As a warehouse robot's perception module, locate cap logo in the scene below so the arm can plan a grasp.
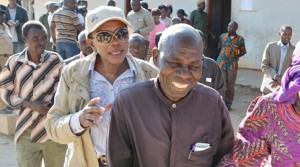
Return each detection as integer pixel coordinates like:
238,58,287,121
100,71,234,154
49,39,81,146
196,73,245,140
91,14,99,23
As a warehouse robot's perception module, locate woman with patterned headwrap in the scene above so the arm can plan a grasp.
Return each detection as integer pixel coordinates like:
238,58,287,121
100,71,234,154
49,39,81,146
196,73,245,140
233,41,300,166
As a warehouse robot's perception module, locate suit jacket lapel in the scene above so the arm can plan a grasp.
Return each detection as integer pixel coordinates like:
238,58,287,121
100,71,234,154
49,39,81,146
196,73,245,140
275,42,281,70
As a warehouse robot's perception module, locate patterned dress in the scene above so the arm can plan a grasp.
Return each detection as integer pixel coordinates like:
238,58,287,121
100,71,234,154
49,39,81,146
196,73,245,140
234,94,300,167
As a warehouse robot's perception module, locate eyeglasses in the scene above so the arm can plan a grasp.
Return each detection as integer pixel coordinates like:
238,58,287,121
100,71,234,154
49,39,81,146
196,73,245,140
90,27,129,45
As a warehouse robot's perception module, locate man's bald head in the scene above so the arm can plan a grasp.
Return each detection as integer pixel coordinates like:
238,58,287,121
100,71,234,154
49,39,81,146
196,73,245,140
158,24,203,56
129,33,145,45
78,30,87,43
78,30,93,56
129,33,145,59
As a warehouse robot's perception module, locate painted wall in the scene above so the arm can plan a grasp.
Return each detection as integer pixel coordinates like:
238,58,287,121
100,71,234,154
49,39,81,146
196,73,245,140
231,0,300,69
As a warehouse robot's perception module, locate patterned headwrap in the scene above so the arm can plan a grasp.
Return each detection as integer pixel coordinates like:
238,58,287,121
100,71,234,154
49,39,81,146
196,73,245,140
275,42,300,104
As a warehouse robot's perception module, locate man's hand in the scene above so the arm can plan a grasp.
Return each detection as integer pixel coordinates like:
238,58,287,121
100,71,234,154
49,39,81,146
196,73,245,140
79,98,112,129
23,101,51,116
270,81,279,88
275,75,282,85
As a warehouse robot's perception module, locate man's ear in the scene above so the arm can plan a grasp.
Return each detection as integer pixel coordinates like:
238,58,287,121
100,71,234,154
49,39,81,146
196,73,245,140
152,47,159,67
86,38,95,50
77,41,80,48
22,35,27,43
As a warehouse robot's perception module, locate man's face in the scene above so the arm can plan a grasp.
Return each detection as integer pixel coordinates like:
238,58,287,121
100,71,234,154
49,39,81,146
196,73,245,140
131,0,141,12
197,3,205,11
227,22,237,34
48,4,58,13
166,8,172,17
23,28,47,56
68,0,78,11
8,0,16,6
88,20,129,66
153,15,160,24
129,41,145,59
78,38,93,56
280,28,292,45
158,39,203,102
177,13,184,20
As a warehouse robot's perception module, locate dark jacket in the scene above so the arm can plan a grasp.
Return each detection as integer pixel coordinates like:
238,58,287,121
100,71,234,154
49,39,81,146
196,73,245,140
5,5,28,44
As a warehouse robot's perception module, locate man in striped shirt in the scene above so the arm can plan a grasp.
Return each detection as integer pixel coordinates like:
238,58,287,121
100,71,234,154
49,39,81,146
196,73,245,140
0,21,66,167
51,0,84,59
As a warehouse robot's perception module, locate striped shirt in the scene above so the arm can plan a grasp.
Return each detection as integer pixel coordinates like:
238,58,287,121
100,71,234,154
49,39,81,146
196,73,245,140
0,49,64,143
52,6,80,44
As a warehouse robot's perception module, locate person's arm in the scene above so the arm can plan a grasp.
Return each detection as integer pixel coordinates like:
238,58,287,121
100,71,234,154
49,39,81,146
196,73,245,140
190,11,195,26
45,67,82,144
261,43,277,79
107,95,133,166
138,11,155,35
233,96,270,166
50,21,56,48
238,37,246,57
72,13,84,32
212,96,235,166
0,58,24,109
0,25,13,54
74,24,84,32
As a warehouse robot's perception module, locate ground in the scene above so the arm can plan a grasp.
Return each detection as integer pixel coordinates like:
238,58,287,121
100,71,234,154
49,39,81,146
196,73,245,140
0,83,261,166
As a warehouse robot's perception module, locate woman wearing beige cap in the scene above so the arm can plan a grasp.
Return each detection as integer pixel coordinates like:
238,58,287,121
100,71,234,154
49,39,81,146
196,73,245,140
45,6,158,167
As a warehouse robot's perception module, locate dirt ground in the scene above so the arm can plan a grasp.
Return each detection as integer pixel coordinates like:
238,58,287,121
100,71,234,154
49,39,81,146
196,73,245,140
0,85,261,167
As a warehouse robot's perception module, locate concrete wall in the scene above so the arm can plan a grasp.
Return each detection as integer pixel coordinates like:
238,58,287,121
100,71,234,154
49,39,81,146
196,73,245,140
231,0,300,69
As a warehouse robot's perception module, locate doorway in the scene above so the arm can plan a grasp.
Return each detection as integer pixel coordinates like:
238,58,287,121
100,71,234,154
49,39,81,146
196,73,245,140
207,0,232,60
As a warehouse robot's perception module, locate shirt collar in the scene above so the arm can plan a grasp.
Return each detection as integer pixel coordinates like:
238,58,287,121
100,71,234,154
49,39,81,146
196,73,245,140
279,41,289,48
88,54,137,76
16,48,49,65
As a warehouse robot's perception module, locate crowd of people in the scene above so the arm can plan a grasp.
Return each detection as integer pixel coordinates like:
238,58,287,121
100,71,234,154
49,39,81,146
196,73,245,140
0,0,299,166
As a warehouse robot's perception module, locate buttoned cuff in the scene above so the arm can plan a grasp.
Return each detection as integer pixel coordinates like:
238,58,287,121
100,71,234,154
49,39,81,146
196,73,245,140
70,111,85,134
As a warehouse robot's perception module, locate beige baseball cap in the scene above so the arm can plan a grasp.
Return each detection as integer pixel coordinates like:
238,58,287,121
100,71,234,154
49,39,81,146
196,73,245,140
85,6,131,38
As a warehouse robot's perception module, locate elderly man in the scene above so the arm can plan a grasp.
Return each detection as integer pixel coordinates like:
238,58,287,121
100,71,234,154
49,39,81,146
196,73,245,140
0,21,66,167
128,33,145,60
127,0,154,60
45,6,158,167
64,30,93,64
108,24,234,167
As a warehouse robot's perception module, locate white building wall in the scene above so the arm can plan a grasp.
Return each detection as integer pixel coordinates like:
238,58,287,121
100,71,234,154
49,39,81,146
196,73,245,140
231,0,300,69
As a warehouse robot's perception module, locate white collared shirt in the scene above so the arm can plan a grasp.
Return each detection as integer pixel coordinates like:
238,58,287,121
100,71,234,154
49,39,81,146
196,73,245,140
278,41,289,75
70,57,136,157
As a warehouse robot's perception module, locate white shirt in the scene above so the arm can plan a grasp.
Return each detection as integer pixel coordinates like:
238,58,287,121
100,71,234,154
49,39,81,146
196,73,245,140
70,57,136,157
278,41,289,75
8,7,18,42
77,13,84,26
